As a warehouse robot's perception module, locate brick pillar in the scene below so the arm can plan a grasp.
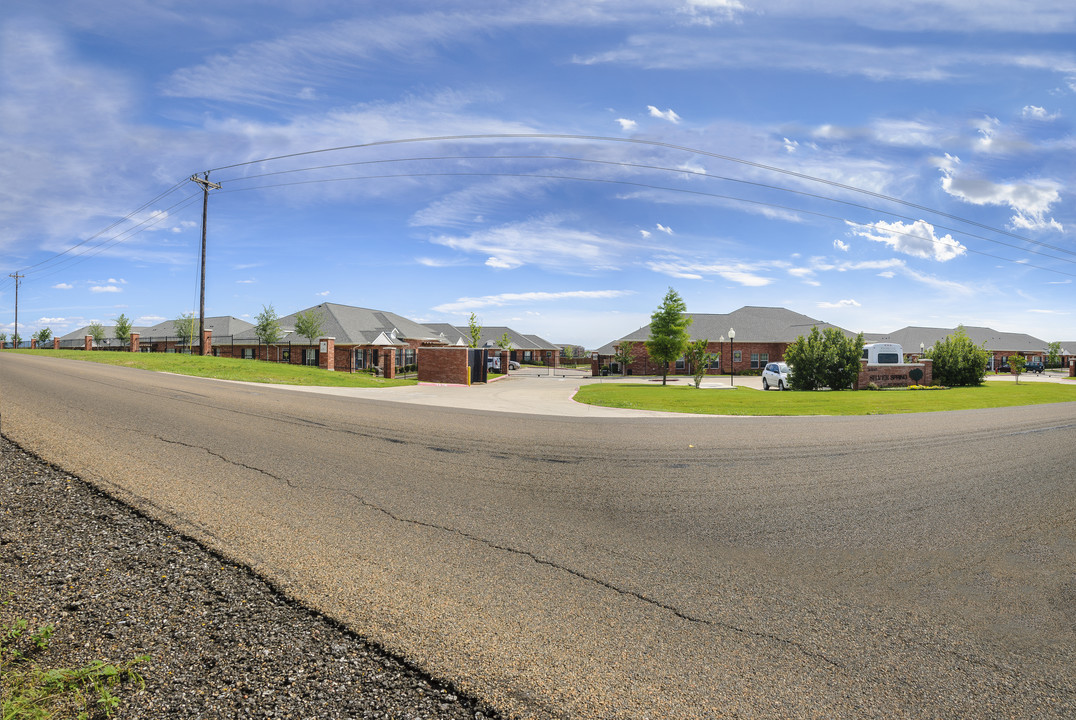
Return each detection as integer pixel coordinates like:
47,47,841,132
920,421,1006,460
129,332,140,353
856,358,869,390
85,335,93,351
30,338,37,349
318,337,335,371
53,338,60,350
549,351,560,368
202,329,213,356
1069,359,1074,377
921,359,933,386
381,348,396,379
500,350,509,373
592,355,600,376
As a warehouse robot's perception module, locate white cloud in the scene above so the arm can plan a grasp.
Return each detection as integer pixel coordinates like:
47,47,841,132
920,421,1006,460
429,215,626,272
90,285,122,293
680,0,746,26
639,229,652,238
616,118,637,131
647,106,681,123
647,259,774,285
1022,105,1060,120
316,290,330,296
783,137,799,153
432,290,633,314
36,317,68,324
817,299,861,309
938,156,1063,231
656,223,674,234
136,315,166,325
833,239,850,252
878,271,895,278
849,219,967,262
52,282,73,290
236,279,255,284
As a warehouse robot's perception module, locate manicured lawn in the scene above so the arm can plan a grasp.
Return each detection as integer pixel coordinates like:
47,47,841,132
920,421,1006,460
5,349,416,388
573,381,1076,416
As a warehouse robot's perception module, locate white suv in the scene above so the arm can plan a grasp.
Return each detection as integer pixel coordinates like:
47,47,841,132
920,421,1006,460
761,362,791,390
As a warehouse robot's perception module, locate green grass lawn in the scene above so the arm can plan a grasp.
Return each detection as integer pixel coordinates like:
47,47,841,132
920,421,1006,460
6,349,416,388
574,381,1076,416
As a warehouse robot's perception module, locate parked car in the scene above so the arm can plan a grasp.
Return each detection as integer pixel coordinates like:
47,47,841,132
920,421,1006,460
761,362,791,390
998,362,1011,373
1025,361,1044,374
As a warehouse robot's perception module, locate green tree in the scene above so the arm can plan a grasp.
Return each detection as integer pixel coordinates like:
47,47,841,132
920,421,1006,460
88,322,106,347
11,333,22,348
34,327,53,346
612,340,637,376
0,332,7,348
467,313,482,348
254,304,283,347
686,338,715,389
173,312,196,351
1008,353,1027,384
926,326,990,387
113,314,132,348
646,287,692,386
495,332,514,372
1047,341,1061,367
783,327,863,390
294,309,325,345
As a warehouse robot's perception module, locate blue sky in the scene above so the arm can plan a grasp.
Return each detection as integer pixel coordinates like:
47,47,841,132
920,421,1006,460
2,0,1074,348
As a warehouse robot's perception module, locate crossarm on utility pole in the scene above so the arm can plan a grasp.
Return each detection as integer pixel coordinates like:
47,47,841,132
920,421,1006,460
190,174,222,357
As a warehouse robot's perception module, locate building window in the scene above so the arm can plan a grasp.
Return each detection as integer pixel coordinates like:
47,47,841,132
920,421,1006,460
751,353,768,369
354,348,365,369
675,356,686,370
524,351,532,362
242,347,254,360
304,348,317,366
395,348,404,367
404,348,415,365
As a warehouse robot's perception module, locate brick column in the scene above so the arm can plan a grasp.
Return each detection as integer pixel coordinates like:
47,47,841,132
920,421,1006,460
500,350,509,373
921,359,933,386
202,329,213,356
30,338,37,349
1069,359,1075,377
85,335,93,351
318,337,335,371
381,348,396,379
52,338,59,349
129,332,140,353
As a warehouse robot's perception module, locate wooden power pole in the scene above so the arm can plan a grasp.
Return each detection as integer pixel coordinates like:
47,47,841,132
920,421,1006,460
190,173,221,356
8,272,23,348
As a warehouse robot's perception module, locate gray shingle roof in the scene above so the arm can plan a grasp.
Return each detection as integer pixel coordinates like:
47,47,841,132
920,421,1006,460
233,303,444,346
864,326,1048,353
136,316,254,339
595,306,851,355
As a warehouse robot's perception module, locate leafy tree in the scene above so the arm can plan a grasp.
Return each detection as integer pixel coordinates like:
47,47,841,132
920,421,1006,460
173,312,196,351
467,313,482,348
12,333,22,348
1008,353,1026,384
294,309,325,345
34,327,53,346
0,332,7,348
113,314,132,348
494,332,514,371
612,340,637,376
784,327,863,390
926,326,990,387
686,338,715,389
254,304,283,346
1047,341,1061,368
88,322,106,347
646,287,692,386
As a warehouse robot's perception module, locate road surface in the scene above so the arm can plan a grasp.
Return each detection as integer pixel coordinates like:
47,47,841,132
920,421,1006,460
3,353,1074,719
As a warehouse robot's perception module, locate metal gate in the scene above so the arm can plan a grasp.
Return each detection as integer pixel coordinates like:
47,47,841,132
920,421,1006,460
469,348,488,384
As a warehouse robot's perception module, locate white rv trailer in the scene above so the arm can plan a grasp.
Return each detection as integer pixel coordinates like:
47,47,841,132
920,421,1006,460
862,342,903,364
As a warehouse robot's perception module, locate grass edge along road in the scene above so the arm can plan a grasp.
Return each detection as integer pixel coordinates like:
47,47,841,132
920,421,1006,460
3,349,415,388
574,381,1076,416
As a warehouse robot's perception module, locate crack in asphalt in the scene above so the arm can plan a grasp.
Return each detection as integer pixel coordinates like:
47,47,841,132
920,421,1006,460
153,435,297,488
340,489,845,670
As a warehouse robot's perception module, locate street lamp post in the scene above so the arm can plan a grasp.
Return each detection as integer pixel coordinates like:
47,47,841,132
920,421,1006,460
728,328,736,387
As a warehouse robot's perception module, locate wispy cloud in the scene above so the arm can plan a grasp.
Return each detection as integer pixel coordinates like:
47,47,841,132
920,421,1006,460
52,282,73,290
90,285,122,293
647,106,681,123
647,258,775,285
818,299,861,309
433,289,633,313
848,219,967,262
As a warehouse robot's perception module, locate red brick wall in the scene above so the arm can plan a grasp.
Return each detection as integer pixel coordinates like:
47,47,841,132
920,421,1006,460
595,340,789,376
418,346,470,384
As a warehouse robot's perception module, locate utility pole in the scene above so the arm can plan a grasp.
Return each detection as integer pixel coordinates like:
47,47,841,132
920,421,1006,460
190,173,221,356
8,273,23,349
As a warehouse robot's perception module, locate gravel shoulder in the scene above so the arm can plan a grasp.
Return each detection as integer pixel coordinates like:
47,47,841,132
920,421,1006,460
0,435,504,720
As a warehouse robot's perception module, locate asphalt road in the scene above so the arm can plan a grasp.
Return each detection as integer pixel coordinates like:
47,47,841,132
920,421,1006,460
3,353,1075,719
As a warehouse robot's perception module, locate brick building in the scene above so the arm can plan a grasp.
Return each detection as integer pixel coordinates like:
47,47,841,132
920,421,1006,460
864,326,1049,371
593,306,853,377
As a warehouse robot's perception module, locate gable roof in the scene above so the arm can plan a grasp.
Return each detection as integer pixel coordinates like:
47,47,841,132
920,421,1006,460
864,326,1048,353
233,302,445,346
58,324,149,347
423,323,469,346
595,306,851,355
137,316,254,339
